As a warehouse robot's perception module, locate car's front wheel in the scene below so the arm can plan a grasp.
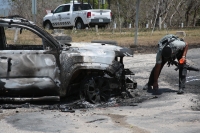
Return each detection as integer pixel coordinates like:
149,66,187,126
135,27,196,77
80,76,111,104
44,21,53,30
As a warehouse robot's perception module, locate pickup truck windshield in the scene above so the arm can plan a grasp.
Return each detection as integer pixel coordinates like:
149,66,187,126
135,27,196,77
73,4,92,11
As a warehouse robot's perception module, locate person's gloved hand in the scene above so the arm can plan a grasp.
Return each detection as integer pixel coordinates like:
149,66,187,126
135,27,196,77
179,57,186,64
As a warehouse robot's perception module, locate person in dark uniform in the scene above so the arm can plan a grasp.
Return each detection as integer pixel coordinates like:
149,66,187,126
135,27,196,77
143,34,188,94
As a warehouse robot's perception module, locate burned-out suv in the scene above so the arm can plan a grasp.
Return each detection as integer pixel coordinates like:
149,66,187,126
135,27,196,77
0,17,136,103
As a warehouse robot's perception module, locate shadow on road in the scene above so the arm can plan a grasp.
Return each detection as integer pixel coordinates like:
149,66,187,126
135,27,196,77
146,88,177,95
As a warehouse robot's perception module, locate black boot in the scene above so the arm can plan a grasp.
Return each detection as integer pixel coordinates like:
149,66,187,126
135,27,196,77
177,88,184,94
143,83,152,90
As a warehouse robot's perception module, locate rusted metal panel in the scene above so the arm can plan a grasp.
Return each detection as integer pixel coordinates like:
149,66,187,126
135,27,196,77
0,50,60,97
0,51,58,77
0,78,59,96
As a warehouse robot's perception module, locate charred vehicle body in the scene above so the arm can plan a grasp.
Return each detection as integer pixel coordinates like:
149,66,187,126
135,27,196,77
0,17,137,103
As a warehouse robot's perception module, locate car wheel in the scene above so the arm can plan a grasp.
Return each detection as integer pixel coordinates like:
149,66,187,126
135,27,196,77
44,21,53,30
91,40,118,46
80,76,111,104
75,19,85,29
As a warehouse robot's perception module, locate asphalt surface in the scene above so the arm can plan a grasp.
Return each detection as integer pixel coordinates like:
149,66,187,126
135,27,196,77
0,48,200,133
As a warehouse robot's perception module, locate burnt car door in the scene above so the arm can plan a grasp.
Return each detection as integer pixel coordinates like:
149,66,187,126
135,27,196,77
0,26,60,97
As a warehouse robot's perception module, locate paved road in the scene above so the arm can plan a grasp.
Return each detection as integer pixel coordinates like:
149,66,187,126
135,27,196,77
0,48,200,133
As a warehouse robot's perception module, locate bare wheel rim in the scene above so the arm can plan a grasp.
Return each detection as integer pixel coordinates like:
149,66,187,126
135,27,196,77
85,77,111,104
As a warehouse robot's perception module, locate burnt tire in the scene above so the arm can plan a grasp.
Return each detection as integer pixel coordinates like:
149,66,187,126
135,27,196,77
80,76,111,104
54,35,72,43
91,40,118,46
75,19,85,29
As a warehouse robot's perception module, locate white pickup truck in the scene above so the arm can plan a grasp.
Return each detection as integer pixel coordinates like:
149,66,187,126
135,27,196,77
43,1,112,29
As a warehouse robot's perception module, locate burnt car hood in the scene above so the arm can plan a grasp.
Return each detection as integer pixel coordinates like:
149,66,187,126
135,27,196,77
64,42,133,57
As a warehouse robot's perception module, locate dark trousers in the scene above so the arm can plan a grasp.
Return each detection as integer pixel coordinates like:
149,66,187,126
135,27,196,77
147,50,186,90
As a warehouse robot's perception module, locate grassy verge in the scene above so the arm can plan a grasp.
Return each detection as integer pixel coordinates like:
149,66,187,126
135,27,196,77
54,28,200,47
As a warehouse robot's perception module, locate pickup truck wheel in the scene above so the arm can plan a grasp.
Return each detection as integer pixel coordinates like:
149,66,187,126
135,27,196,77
80,76,111,104
44,21,53,30
75,19,85,29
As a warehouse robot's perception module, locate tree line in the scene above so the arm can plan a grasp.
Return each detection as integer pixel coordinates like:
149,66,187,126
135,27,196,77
6,0,200,28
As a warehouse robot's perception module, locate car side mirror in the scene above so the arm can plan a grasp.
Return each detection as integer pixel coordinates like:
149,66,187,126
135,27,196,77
51,10,54,13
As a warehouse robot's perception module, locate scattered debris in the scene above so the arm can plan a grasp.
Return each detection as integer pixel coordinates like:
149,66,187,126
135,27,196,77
60,107,75,113
86,118,106,123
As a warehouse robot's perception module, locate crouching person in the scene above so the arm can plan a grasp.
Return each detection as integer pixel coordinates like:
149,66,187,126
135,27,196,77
143,34,188,95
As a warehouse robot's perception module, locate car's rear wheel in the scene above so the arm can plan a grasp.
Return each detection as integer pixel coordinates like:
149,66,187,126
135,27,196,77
75,19,85,29
80,76,111,104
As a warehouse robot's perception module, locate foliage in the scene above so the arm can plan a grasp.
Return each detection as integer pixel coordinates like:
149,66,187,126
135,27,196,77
6,0,200,28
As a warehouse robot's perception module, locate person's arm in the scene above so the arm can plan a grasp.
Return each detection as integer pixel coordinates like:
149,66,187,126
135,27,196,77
182,42,188,57
179,42,188,64
153,63,162,89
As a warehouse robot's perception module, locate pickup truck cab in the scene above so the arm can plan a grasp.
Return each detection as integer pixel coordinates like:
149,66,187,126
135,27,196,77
0,16,136,103
43,0,112,29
